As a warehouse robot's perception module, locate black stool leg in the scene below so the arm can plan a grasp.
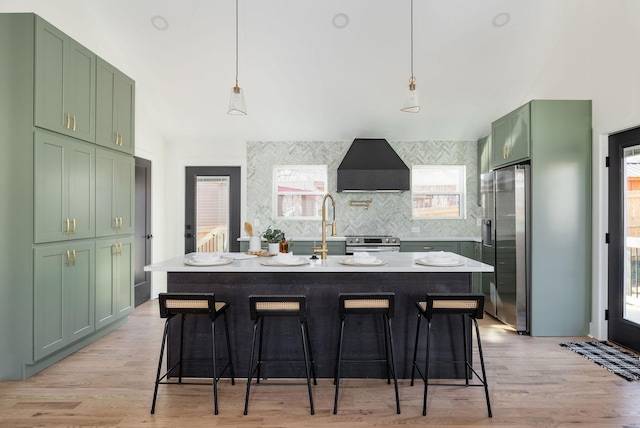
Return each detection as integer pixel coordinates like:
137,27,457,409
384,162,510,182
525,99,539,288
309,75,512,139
382,314,391,384
411,311,422,386
462,315,470,385
304,320,318,385
474,318,493,417
211,318,219,415
178,314,185,383
423,319,432,416
151,317,171,414
223,311,235,384
333,317,345,414
243,318,260,415
386,314,401,414
256,315,265,383
300,320,315,415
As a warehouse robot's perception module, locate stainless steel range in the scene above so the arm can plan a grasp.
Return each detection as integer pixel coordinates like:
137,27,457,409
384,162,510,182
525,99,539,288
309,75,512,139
345,235,400,254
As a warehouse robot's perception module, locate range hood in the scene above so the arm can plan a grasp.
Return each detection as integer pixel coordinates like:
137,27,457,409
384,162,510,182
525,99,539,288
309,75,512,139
337,138,410,192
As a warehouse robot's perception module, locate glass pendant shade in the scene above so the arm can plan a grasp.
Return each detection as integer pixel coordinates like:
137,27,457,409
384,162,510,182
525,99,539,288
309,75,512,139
400,79,420,113
228,84,247,115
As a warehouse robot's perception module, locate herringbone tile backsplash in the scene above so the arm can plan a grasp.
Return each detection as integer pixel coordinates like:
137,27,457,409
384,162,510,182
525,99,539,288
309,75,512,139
246,140,481,239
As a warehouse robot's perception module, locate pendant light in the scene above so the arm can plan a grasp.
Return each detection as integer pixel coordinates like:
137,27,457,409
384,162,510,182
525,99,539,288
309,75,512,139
400,0,420,113
228,0,247,115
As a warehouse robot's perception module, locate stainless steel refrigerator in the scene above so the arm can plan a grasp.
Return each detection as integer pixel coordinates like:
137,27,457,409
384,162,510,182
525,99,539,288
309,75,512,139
481,164,530,333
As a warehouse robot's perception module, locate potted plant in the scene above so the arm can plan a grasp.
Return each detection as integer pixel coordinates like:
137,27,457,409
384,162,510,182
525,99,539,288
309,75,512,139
262,226,283,254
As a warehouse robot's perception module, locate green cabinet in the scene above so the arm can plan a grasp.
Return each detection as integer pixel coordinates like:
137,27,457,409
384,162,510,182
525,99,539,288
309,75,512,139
400,241,460,253
491,103,530,168
96,58,135,154
291,240,346,256
34,16,95,143
34,131,95,243
238,239,346,256
95,236,134,329
477,135,491,205
0,13,136,379
34,241,95,360
96,148,134,237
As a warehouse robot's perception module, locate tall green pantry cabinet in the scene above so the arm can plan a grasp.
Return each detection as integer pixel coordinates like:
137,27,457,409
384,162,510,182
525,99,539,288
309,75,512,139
0,13,135,380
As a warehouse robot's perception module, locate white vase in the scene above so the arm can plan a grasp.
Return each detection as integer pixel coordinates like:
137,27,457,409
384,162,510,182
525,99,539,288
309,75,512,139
268,243,280,255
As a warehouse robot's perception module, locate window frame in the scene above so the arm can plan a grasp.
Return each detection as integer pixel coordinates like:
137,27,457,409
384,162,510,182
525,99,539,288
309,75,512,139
273,165,328,220
411,164,467,220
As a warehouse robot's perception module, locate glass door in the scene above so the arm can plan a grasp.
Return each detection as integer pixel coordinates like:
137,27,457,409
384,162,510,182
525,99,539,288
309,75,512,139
185,167,241,253
608,127,640,352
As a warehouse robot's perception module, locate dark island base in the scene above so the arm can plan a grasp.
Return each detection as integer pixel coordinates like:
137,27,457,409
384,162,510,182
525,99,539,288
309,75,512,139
166,271,473,379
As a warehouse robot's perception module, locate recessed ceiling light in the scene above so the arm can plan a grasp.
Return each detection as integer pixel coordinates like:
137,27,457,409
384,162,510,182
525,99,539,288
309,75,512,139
332,13,349,29
151,15,169,31
492,12,510,28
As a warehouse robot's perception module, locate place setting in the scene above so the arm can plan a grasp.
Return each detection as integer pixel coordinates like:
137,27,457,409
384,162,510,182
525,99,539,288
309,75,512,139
339,251,387,266
414,251,465,267
183,252,234,266
260,252,310,267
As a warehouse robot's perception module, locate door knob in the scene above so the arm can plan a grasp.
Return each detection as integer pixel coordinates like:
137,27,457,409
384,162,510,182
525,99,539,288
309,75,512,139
146,234,154,240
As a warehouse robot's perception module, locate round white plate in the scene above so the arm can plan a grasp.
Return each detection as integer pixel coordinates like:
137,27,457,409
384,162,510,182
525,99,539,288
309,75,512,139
184,256,234,266
415,258,465,267
260,257,310,266
339,257,387,266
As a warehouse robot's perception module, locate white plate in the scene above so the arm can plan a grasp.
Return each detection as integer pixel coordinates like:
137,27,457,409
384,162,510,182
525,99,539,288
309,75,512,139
339,257,387,266
184,256,234,266
415,257,465,267
260,257,310,266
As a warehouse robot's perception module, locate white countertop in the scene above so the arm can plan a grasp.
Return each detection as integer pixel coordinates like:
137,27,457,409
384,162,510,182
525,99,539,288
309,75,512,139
145,251,493,273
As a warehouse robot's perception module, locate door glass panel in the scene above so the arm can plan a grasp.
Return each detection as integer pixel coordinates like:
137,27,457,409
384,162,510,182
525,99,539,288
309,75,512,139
623,146,640,324
196,176,229,253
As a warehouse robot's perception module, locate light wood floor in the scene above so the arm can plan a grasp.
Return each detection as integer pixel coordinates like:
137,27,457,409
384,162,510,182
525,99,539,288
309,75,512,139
2,299,640,427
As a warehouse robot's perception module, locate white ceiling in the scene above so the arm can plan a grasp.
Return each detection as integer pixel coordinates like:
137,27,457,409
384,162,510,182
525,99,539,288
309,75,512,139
0,0,634,143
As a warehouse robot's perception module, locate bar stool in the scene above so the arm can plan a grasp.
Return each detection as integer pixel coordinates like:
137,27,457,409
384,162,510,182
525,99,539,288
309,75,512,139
151,293,235,415
243,295,317,415
410,293,492,417
333,292,400,414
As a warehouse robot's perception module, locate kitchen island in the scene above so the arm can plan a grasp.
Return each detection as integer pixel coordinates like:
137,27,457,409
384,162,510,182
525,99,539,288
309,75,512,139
145,252,493,379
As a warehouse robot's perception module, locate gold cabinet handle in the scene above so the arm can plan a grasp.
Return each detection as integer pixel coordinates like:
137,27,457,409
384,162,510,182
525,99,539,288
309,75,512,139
72,249,77,265
114,132,119,146
65,218,70,234
72,218,77,234
118,132,122,146
113,217,119,229
66,250,71,266
66,113,71,129
423,246,433,250
72,115,77,131
118,217,123,229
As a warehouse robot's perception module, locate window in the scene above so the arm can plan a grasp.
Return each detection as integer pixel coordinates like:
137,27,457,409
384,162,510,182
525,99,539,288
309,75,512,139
274,165,328,219
412,165,466,219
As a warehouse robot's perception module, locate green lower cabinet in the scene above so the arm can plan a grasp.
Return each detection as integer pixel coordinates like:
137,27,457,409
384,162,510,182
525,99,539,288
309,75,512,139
291,241,345,256
95,236,134,330
239,240,346,256
400,241,460,253
34,241,95,361
460,241,483,293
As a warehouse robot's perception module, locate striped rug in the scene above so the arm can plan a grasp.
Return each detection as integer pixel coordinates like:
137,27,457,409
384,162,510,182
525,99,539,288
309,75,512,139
560,341,640,381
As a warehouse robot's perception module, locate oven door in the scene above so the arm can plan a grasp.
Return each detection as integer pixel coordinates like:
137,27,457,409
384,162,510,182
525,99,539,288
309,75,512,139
345,246,400,255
